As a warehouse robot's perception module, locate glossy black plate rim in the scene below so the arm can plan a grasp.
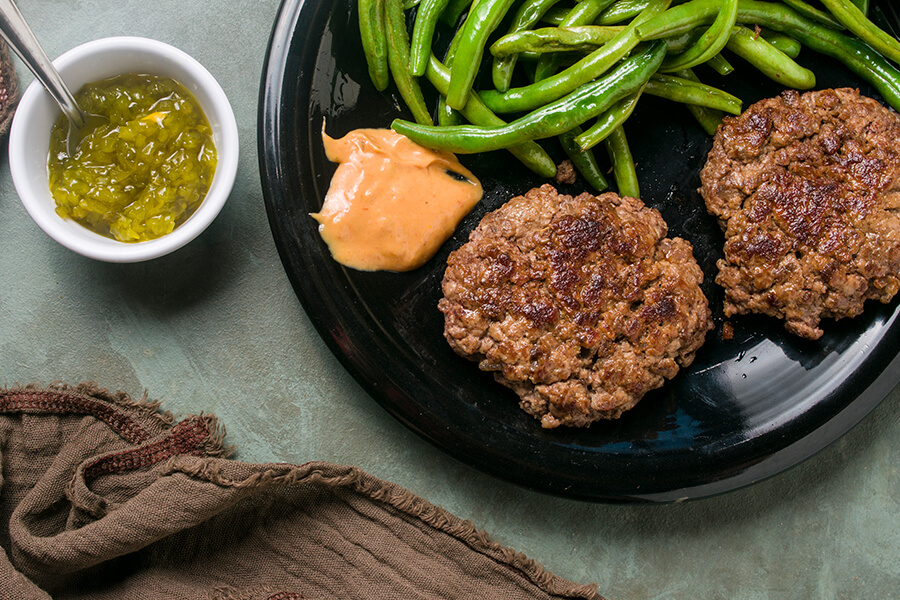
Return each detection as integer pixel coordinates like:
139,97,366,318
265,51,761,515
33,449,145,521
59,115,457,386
258,0,900,502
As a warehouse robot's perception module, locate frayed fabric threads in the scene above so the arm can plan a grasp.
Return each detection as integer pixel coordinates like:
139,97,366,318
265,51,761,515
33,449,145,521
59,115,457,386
0,383,604,600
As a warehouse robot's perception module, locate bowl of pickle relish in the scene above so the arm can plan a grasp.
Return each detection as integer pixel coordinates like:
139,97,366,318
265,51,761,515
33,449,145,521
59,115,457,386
8,37,238,262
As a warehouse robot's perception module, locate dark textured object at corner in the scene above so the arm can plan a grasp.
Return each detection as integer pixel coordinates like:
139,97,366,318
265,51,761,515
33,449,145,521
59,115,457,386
0,40,17,138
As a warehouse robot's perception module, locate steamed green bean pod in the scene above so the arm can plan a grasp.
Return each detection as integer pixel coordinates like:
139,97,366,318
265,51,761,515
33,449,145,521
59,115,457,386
410,0,452,76
736,0,900,111
643,73,743,113
492,0,568,92
480,0,671,114
385,0,432,124
425,55,557,176
781,0,846,30
759,30,802,58
490,25,699,57
359,0,390,91
725,25,816,89
437,21,467,126
439,0,473,25
706,53,735,75
392,42,666,153
820,0,900,64
362,0,900,197
634,0,719,40
605,126,640,198
446,0,516,109
539,5,568,26
596,0,653,25
559,125,609,191
533,0,618,81
574,89,642,150
491,26,626,57
637,0,900,111
660,0,738,71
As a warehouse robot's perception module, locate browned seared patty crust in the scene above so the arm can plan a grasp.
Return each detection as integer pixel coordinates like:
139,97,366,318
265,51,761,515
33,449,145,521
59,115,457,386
700,88,900,340
438,185,713,428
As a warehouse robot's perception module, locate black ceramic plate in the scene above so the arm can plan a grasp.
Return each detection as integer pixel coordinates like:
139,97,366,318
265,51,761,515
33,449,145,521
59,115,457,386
259,0,900,502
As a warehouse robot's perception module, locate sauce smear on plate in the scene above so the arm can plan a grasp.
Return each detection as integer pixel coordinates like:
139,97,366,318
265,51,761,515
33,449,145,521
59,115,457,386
313,128,482,271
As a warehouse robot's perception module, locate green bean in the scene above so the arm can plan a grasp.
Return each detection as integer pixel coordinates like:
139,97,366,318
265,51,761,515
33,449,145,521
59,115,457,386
491,26,626,57
439,0,473,25
735,1,900,111
410,0,451,76
726,25,816,88
671,68,725,135
663,28,702,54
515,50,585,63
492,0,568,92
851,0,868,16
359,0,390,91
820,0,900,64
403,0,422,8
605,126,639,198
385,0,433,124
519,51,594,69
596,0,652,25
446,0,517,109
534,0,618,81
634,0,718,40
425,54,557,176
781,0,845,30
660,0,738,71
391,41,666,153
480,0,671,114
706,53,735,75
437,99,459,128
491,27,699,64
559,126,609,191
574,89,642,150
540,5,568,26
438,22,466,126
437,99,463,125
643,73,743,113
759,29,802,58
643,1,900,111
567,0,621,25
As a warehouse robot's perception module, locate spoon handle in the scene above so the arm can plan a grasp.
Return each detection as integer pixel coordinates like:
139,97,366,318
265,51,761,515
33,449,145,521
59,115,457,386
0,0,86,128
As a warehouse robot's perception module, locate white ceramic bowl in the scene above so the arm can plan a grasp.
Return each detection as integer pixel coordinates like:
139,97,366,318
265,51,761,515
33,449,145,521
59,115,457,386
8,37,239,262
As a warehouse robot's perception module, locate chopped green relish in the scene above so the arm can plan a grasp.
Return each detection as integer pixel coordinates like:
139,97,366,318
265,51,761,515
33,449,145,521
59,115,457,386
48,73,218,242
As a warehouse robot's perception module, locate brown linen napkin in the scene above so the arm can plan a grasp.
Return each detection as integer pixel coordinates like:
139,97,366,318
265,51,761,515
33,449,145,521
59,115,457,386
0,383,606,600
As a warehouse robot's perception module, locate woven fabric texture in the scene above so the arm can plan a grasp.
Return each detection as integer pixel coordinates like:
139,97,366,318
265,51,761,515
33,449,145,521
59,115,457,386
0,383,605,600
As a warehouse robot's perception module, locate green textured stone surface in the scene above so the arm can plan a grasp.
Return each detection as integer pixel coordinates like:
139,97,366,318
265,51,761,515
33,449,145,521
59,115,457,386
0,1,898,598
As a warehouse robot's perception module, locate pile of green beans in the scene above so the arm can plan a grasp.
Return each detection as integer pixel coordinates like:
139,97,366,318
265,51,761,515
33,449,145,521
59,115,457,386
358,0,900,197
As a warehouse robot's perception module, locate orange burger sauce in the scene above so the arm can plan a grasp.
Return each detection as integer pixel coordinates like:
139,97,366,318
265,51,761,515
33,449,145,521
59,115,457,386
312,128,482,271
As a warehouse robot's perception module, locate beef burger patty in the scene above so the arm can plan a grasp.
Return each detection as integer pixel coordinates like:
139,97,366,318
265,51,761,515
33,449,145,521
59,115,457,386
438,185,713,428
700,88,900,340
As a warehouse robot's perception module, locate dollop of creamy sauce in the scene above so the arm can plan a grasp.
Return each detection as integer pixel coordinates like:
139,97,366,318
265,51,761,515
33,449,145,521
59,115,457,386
312,128,482,271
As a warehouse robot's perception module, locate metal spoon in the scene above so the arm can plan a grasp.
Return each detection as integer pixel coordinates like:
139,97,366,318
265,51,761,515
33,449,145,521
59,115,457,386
0,0,105,157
